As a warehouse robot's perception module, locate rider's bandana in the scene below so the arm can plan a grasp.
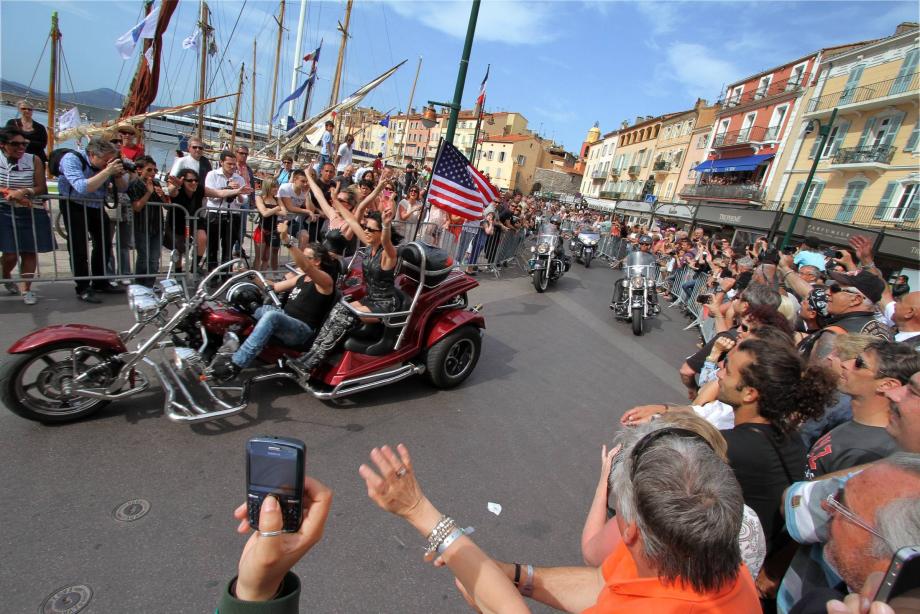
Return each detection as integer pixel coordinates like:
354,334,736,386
808,286,829,319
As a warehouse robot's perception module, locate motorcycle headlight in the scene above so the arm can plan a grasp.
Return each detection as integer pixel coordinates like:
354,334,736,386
157,278,184,304
586,239,597,246
126,284,159,322
537,242,550,255
630,276,644,289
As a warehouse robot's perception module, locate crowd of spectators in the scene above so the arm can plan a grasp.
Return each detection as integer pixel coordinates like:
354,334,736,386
206,198,918,613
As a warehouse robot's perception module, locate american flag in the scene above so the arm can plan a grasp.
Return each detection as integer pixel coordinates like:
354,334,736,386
428,140,500,220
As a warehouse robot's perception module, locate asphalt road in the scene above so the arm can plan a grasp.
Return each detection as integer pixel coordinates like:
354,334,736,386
0,258,701,613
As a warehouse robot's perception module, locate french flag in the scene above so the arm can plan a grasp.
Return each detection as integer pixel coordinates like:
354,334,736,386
476,65,489,108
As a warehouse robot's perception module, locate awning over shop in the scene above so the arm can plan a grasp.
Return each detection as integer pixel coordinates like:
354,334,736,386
693,154,774,173
583,197,617,212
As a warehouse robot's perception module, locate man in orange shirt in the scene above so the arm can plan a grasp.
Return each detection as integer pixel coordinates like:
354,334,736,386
494,428,760,612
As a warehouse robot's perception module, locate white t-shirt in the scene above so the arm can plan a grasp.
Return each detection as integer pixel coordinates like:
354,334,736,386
170,155,202,178
336,143,353,172
278,182,307,213
398,199,421,223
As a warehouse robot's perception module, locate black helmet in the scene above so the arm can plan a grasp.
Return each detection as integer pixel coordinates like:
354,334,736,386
638,235,653,246
549,215,562,226
226,282,263,315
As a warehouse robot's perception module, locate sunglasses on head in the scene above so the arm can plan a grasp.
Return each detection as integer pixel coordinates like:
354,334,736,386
629,427,714,481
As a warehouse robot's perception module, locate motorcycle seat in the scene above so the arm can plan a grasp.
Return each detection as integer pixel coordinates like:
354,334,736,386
342,286,410,356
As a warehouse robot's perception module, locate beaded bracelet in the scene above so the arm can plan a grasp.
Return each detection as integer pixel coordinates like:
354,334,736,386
423,516,457,562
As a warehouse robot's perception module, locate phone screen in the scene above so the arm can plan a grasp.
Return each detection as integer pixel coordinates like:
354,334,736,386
249,444,299,494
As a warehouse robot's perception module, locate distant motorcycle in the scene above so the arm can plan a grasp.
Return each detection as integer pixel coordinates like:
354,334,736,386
571,228,600,268
528,225,567,293
610,249,659,335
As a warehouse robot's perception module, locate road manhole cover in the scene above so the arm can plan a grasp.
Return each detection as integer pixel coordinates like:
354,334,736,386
113,498,150,522
40,584,92,613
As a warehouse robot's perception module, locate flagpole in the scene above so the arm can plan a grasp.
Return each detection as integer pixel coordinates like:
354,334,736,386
294,69,316,160
400,56,422,164
267,0,286,142
470,95,485,164
413,137,446,244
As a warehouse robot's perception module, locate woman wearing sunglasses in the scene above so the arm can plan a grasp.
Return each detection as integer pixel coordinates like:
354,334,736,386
0,127,51,305
294,169,402,374
5,100,48,163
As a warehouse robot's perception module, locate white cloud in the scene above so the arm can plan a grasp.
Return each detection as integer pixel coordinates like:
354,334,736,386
385,0,557,45
635,0,680,36
662,42,741,100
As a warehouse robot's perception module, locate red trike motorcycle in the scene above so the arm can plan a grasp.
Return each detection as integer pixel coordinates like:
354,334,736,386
0,242,485,424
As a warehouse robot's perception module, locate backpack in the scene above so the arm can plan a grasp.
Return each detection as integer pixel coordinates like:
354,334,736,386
48,148,88,178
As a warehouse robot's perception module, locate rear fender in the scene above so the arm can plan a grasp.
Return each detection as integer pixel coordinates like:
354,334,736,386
425,310,485,349
7,324,127,354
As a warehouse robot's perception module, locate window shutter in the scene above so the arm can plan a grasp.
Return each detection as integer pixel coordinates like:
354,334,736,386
788,181,805,212
874,181,898,219
879,112,905,149
906,187,919,222
836,182,865,222
809,134,821,159
841,65,865,103
890,48,919,95
905,123,919,152
805,182,824,216
828,120,850,156
856,117,877,149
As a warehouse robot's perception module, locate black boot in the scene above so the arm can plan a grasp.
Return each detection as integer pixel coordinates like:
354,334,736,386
209,353,241,383
292,303,357,374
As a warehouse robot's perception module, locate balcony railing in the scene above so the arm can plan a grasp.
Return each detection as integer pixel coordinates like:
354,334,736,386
627,165,641,175
831,146,896,166
807,72,919,113
609,167,620,178
599,191,622,200
653,160,672,171
681,183,765,202
718,76,804,109
591,169,606,179
764,200,919,229
713,125,782,147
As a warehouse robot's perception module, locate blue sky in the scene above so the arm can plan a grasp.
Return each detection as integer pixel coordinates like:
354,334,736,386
1,0,916,151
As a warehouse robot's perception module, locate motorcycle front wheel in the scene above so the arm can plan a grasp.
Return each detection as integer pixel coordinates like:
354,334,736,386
584,252,593,268
0,341,116,423
632,306,644,336
533,268,547,293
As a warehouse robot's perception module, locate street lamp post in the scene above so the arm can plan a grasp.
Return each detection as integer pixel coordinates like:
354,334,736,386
780,108,838,250
427,0,480,146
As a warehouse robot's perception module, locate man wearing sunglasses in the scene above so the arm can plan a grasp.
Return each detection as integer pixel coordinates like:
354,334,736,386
806,340,918,479
168,136,212,181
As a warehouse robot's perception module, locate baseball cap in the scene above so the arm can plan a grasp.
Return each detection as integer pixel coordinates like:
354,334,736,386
827,269,884,304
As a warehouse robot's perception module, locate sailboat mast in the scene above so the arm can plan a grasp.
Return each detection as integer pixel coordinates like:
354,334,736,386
400,56,422,164
230,62,244,150
287,0,308,121
267,0,286,141
328,0,353,108
46,11,60,163
251,41,257,149
197,1,209,139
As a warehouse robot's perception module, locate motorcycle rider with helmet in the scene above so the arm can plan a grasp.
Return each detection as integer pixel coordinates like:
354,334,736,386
611,234,658,308
546,214,571,270
210,224,340,381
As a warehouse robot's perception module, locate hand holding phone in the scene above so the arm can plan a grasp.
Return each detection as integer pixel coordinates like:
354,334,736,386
246,436,306,532
232,472,333,602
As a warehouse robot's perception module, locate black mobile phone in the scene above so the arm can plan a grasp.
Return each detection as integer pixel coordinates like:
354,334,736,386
875,545,920,603
246,436,306,533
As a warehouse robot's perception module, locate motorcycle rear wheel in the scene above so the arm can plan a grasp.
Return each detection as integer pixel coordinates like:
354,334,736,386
533,268,547,293
426,326,481,389
632,307,644,336
0,341,115,423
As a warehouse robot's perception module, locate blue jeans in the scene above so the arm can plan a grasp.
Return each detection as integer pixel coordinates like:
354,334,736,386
232,306,314,368
456,228,478,265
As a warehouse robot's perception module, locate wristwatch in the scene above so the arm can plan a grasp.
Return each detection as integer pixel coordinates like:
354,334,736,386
285,236,296,248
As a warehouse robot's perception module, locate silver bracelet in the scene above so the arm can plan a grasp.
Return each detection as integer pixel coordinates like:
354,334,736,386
423,516,457,561
520,564,535,597
436,527,465,555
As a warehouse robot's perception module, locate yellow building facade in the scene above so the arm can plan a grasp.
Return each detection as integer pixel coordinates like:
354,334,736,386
602,113,680,200
767,24,919,229
476,134,544,193
652,100,718,202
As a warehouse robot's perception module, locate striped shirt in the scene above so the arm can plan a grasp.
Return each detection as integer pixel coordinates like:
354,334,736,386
0,152,36,194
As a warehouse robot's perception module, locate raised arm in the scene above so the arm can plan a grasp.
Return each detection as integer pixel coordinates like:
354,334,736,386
777,254,814,300
277,220,333,294
305,171,337,220
380,207,398,266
